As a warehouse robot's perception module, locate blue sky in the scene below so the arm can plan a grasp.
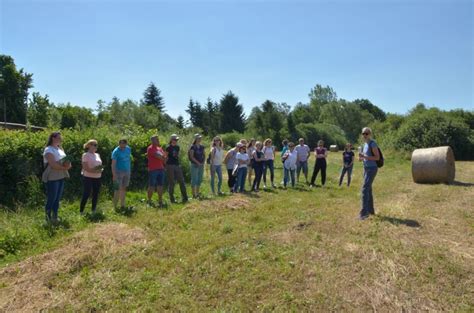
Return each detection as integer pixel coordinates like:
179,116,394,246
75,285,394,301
1,0,472,119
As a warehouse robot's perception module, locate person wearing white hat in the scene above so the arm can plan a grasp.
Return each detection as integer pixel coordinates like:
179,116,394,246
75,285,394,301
165,134,188,203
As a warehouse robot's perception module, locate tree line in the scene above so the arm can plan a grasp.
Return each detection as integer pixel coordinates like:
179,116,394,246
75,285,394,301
1,54,473,159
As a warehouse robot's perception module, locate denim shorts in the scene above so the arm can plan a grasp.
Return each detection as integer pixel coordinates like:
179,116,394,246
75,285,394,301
148,169,165,187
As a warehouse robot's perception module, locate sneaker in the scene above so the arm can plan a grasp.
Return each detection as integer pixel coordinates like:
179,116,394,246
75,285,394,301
359,215,369,220
272,184,277,188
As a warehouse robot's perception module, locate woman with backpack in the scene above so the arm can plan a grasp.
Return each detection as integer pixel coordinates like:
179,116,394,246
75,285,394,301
209,136,224,195
358,127,381,220
189,133,205,199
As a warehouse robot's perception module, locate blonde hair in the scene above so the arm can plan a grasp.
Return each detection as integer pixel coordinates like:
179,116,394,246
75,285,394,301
362,127,372,135
255,141,262,150
212,136,223,148
263,138,272,146
83,139,98,150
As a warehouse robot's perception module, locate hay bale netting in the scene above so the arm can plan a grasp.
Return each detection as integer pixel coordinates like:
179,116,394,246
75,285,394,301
411,146,455,184
329,145,338,152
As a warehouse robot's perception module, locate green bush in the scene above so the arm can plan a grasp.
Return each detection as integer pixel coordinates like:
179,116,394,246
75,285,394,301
392,109,473,160
0,128,201,208
220,132,244,149
295,123,348,149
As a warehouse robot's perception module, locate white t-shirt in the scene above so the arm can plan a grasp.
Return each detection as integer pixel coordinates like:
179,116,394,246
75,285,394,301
284,149,298,170
247,146,256,160
82,152,103,178
295,144,310,162
43,146,66,165
263,146,274,160
236,152,249,168
212,147,223,166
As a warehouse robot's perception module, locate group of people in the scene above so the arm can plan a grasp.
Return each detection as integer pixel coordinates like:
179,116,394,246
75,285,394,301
41,127,380,224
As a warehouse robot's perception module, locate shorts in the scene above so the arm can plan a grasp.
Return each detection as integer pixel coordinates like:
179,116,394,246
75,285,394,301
148,169,165,187
116,171,130,188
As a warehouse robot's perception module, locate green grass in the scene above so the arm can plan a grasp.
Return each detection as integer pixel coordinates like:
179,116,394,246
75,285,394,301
1,153,473,311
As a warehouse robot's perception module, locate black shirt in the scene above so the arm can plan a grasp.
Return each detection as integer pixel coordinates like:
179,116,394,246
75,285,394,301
166,145,180,165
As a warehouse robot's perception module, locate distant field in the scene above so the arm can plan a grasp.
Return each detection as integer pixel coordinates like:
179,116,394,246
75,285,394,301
1,153,473,311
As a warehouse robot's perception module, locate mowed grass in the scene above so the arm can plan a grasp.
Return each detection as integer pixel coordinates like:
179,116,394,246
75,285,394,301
1,153,473,311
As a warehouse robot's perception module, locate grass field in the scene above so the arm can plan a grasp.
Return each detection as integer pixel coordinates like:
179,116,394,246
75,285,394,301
1,153,473,311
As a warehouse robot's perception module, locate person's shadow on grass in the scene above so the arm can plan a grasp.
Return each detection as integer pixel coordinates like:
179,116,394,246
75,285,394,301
451,180,474,187
376,215,421,228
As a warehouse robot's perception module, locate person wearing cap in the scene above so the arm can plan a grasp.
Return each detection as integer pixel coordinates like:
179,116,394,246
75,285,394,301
147,135,166,207
223,142,239,192
80,139,103,214
165,134,188,203
210,136,224,195
111,138,132,210
233,143,250,193
189,133,205,198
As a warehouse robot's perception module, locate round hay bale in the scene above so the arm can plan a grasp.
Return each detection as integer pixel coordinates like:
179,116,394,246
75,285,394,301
329,145,338,152
411,146,455,184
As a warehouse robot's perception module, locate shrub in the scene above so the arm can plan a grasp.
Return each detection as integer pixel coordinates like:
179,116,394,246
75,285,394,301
393,109,473,160
0,127,203,208
295,123,348,149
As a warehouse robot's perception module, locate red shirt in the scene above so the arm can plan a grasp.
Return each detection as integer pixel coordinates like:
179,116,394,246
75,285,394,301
147,145,165,171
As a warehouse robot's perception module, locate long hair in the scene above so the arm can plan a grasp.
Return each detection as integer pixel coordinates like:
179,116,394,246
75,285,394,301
211,136,223,149
263,138,272,146
247,138,255,148
46,131,61,147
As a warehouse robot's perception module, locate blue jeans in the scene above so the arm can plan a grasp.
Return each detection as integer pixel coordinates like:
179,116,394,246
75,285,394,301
190,164,204,187
284,168,296,187
45,179,65,220
339,165,353,186
234,167,248,192
360,167,378,217
210,165,223,193
296,160,308,180
263,159,274,185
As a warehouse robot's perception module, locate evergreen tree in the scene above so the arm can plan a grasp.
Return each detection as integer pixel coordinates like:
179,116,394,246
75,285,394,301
219,91,245,133
142,82,164,111
186,98,204,129
177,115,185,129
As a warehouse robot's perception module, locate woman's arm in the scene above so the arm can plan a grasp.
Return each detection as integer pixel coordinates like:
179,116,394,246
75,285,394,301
46,153,70,170
189,148,200,165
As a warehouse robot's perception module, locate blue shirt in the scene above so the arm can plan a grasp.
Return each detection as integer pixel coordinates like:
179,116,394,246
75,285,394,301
112,146,131,172
363,140,378,168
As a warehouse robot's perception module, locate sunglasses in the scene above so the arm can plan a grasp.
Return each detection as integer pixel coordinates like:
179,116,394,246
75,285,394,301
362,133,369,135
90,144,97,147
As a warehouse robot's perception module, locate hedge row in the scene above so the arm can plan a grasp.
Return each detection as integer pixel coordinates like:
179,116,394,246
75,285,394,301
0,128,203,208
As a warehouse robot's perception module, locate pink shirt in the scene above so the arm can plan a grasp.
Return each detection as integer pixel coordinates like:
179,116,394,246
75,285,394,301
82,152,102,178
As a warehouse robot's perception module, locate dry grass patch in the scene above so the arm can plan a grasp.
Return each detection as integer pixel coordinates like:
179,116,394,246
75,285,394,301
184,194,252,212
0,223,148,312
